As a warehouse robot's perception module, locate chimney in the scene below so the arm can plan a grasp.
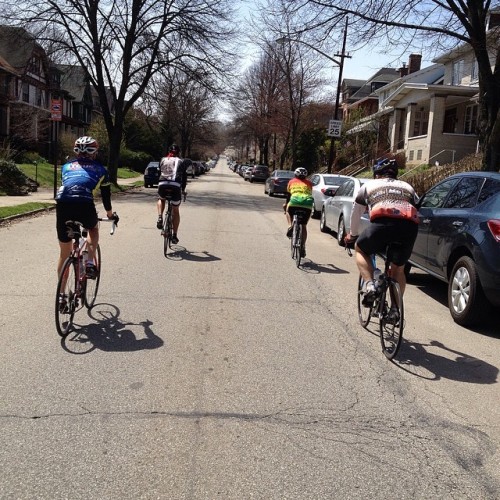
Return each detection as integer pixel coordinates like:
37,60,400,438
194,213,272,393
408,54,422,74
398,62,409,78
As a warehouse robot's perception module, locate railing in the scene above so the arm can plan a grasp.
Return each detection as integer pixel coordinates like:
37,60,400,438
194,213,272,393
400,149,456,178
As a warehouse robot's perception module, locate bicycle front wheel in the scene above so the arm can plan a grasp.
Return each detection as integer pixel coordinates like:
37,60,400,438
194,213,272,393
379,279,404,359
55,257,78,337
357,275,373,328
84,244,101,308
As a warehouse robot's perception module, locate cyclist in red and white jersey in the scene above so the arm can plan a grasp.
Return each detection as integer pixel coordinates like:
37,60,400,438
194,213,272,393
345,159,419,307
156,144,190,244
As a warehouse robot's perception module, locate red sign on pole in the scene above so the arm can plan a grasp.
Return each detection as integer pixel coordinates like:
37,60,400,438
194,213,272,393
50,99,62,121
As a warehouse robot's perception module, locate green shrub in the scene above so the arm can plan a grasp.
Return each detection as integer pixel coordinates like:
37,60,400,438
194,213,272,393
17,151,47,164
119,148,153,173
0,159,35,195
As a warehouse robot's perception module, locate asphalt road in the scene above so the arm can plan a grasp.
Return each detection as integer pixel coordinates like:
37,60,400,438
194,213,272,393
0,159,499,499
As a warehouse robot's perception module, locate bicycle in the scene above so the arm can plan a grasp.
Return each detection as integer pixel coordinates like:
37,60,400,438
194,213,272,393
55,215,118,337
347,243,404,360
161,191,186,256
290,210,308,267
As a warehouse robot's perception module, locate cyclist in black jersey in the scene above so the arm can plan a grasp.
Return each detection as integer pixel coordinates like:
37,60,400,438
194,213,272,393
345,159,419,312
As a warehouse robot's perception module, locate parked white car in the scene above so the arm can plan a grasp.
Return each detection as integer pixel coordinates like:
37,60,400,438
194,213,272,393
309,173,352,218
320,177,372,245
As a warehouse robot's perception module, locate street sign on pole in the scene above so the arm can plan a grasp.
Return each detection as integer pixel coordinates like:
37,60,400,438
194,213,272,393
327,119,342,137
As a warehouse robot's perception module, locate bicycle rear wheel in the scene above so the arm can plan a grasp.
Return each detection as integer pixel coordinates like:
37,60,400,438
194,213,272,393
357,275,373,328
379,279,404,359
55,258,78,337
163,209,172,257
290,219,297,260
84,244,101,308
295,225,302,267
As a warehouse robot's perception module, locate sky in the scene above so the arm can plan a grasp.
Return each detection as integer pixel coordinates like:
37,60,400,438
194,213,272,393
234,1,433,81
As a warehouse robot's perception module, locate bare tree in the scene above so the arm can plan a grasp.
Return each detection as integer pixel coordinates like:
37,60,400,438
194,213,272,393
1,0,236,181
273,0,500,172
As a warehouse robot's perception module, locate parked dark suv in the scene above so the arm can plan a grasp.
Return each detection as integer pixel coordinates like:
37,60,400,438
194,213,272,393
249,165,270,183
408,171,500,326
144,162,160,187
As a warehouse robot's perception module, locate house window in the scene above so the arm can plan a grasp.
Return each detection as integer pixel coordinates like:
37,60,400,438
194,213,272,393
27,56,41,76
471,61,479,83
22,83,30,103
408,150,414,161
412,110,428,136
35,88,43,107
452,59,464,85
443,108,457,133
464,104,478,134
417,150,423,161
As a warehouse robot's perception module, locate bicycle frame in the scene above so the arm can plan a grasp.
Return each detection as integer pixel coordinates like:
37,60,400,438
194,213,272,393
290,214,304,267
55,217,117,337
162,198,174,256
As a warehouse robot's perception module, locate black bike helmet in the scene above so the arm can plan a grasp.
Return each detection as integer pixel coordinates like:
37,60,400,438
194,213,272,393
372,159,398,178
169,144,180,155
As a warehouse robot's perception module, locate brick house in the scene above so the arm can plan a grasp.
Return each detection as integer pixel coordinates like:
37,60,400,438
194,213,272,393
0,26,107,160
343,38,497,167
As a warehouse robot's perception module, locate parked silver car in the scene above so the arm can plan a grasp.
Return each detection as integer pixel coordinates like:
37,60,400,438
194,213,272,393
320,177,372,245
309,173,352,218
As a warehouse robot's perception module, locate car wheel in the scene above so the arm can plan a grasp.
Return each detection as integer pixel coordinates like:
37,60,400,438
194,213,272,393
312,202,320,219
337,216,346,246
448,256,490,326
319,208,329,233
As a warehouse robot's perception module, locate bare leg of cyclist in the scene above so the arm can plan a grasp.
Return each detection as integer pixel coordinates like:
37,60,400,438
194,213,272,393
388,264,407,295
157,199,165,218
57,241,72,277
86,226,99,263
355,246,375,283
172,205,180,234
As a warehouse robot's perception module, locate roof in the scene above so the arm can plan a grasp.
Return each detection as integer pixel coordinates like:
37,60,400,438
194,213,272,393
57,64,88,101
349,68,400,100
0,26,38,70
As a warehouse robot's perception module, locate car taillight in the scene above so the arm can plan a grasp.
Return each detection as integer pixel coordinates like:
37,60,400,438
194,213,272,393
487,219,500,242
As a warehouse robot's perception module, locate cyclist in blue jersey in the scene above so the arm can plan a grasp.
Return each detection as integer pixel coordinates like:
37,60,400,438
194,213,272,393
55,136,117,282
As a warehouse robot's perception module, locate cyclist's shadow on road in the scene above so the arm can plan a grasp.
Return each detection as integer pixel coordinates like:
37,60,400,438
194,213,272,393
166,246,221,262
396,340,498,384
299,260,349,275
61,303,163,354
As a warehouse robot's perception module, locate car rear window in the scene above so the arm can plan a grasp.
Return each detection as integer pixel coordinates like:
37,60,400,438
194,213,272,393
277,171,294,178
444,177,484,209
478,178,500,205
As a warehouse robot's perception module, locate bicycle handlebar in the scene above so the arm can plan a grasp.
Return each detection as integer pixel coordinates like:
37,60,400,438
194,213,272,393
98,212,119,235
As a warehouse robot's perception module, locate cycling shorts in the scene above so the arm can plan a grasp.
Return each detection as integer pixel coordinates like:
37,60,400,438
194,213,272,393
158,181,182,206
356,217,418,266
56,201,98,243
288,206,312,224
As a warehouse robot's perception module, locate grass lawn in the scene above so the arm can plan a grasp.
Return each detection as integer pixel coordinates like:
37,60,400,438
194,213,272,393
16,162,141,189
0,202,54,220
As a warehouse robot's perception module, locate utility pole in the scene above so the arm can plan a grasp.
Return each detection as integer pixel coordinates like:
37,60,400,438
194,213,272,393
327,17,351,173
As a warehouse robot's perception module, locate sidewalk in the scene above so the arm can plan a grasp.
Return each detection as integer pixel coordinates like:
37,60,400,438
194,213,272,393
0,176,143,208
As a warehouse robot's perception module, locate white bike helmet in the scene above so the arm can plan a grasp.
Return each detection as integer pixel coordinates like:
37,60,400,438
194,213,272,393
294,167,308,179
74,136,99,155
